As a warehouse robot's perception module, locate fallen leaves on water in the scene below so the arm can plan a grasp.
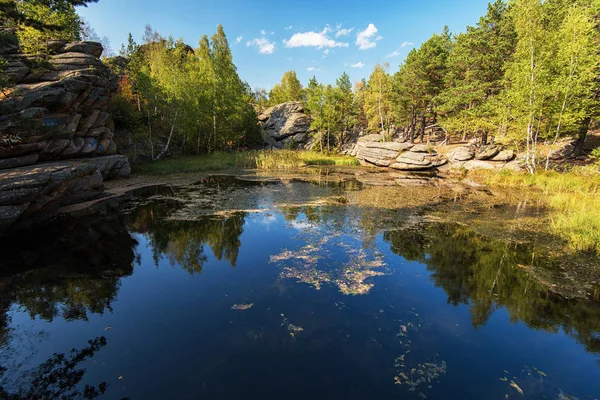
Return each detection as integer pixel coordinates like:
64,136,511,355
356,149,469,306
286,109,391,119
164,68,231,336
510,380,524,395
231,303,254,310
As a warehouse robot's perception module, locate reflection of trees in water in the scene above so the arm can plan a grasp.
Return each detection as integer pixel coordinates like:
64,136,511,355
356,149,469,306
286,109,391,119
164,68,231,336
0,203,137,400
384,223,600,353
0,336,115,400
125,201,247,274
0,202,137,345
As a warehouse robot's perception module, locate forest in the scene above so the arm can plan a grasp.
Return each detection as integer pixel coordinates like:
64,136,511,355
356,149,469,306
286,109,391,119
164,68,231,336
1,0,599,173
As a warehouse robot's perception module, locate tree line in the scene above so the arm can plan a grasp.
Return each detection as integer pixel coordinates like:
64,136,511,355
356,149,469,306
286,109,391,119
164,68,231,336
111,25,262,159
261,0,599,172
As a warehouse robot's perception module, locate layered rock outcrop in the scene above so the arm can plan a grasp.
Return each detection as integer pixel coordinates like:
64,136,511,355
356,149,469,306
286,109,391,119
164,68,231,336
259,102,311,149
1,40,120,169
1,40,131,233
350,134,523,173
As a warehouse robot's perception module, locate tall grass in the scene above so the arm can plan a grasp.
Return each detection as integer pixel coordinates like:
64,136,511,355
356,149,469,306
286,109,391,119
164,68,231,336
480,167,600,254
135,150,359,175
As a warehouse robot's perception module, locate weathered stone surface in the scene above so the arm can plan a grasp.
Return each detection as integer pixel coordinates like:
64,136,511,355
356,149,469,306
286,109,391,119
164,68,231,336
462,160,500,170
260,102,311,148
0,41,120,168
357,134,384,143
0,161,101,233
449,146,475,162
502,158,526,171
410,144,430,153
365,142,413,152
491,149,515,162
59,41,104,58
0,154,39,170
476,145,501,160
85,155,131,179
0,155,131,233
389,162,433,171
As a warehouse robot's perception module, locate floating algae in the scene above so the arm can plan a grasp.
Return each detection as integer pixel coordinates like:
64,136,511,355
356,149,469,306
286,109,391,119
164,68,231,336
280,314,304,337
271,231,387,295
393,313,447,398
231,303,254,310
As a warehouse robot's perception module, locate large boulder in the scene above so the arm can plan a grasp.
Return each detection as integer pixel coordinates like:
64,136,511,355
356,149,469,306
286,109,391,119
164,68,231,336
259,102,311,148
491,149,515,162
0,155,130,234
475,144,501,160
448,146,475,162
0,40,120,168
355,137,409,167
390,149,448,171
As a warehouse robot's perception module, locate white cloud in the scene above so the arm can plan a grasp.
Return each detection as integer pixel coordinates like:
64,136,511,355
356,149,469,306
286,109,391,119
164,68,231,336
247,37,276,54
235,36,243,44
401,41,414,48
307,67,321,71
356,23,382,50
386,50,400,58
284,27,349,49
270,32,275,35
285,25,293,30
335,27,354,37
350,62,365,68
323,49,330,55
260,29,266,35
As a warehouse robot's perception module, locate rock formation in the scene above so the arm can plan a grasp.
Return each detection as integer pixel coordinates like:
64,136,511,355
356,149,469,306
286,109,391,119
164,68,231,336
0,39,131,233
258,102,311,149
1,40,121,168
348,134,524,173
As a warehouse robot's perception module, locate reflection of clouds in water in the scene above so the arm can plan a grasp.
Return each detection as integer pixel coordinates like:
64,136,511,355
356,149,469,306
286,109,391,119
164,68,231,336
258,213,277,225
289,220,314,231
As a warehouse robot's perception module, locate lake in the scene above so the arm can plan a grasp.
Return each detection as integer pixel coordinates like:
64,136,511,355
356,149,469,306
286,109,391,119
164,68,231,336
1,173,599,400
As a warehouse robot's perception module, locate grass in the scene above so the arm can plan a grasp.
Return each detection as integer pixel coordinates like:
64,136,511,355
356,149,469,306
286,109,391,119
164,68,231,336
134,150,359,175
475,167,600,255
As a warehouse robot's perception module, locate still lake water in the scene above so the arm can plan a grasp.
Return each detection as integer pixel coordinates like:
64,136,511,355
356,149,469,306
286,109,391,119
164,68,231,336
1,175,599,399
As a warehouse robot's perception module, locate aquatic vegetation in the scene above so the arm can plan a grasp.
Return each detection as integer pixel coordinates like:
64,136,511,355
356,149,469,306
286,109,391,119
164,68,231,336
231,303,254,311
135,151,359,175
393,316,447,397
480,169,600,255
281,314,304,337
272,232,387,295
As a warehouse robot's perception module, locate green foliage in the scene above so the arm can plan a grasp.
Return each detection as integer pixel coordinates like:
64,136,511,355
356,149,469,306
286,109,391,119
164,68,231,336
305,73,359,152
12,1,83,53
268,70,304,105
484,168,600,254
122,25,261,159
134,151,359,175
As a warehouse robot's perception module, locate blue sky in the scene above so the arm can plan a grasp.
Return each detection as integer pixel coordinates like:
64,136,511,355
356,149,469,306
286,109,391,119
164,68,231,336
78,0,491,90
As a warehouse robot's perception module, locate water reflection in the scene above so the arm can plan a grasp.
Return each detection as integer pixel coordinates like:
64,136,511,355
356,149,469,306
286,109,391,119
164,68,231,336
0,337,110,400
0,177,599,399
124,199,246,272
384,223,600,353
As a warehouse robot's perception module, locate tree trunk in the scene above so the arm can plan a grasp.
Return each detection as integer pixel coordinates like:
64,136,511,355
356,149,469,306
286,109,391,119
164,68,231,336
574,116,591,156
155,109,178,161
147,107,154,160
419,114,425,143
410,105,416,144
481,131,488,146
